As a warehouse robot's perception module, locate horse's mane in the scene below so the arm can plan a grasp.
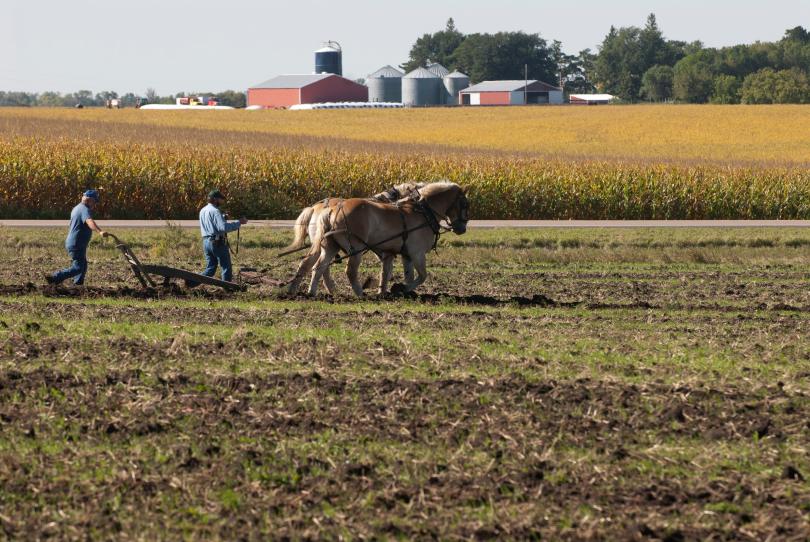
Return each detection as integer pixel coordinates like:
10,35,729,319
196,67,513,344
392,181,427,193
417,180,459,198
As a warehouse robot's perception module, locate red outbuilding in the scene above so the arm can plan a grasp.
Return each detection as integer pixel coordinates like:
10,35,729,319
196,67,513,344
247,74,368,108
459,80,564,106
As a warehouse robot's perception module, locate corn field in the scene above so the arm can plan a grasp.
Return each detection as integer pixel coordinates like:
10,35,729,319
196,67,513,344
1,107,809,219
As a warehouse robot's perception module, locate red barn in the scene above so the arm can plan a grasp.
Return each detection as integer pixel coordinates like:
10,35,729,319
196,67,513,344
459,80,563,105
247,74,368,108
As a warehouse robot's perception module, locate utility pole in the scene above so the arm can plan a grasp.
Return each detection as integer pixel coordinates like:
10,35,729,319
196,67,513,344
524,64,528,105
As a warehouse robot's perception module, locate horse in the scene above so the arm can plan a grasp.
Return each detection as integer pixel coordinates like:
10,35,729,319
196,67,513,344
287,181,468,297
283,182,426,286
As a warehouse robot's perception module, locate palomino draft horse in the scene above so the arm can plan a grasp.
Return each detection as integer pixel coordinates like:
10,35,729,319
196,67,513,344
283,182,426,287
283,182,427,254
288,181,469,297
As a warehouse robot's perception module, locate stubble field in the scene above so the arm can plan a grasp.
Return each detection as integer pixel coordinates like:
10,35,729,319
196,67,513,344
1,225,809,540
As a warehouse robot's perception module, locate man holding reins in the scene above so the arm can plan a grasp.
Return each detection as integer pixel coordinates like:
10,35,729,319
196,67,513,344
46,189,109,286
199,190,247,283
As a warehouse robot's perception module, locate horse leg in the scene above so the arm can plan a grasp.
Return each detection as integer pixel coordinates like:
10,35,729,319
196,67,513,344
308,243,339,296
322,264,337,295
402,255,414,283
346,253,365,297
288,248,320,294
404,252,428,292
378,254,395,295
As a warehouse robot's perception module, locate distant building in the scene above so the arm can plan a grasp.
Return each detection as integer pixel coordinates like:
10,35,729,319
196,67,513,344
247,74,368,109
459,80,564,106
569,93,616,105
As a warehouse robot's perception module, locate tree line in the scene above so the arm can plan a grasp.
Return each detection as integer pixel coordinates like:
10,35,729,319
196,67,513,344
3,16,808,106
0,88,246,108
404,17,810,103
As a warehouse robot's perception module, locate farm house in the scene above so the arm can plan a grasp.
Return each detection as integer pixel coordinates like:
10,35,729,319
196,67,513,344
459,80,563,106
247,74,368,109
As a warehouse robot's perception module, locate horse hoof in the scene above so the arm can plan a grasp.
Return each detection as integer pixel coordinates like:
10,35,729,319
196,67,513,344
390,283,408,295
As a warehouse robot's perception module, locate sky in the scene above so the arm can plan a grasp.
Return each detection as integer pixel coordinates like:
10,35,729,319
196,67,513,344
2,0,808,95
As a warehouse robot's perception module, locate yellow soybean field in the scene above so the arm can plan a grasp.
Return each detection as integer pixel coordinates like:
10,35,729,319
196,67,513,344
0,105,808,219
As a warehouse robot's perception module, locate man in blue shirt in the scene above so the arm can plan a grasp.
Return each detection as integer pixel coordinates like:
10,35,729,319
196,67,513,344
199,190,246,282
46,190,109,285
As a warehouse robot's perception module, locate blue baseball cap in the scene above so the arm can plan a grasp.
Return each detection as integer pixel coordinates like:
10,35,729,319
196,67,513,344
83,189,100,201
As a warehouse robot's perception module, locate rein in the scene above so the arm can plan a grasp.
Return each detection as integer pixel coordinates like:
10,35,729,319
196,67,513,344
329,193,463,266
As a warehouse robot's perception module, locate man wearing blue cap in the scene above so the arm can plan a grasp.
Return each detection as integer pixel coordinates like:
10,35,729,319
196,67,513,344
46,190,108,285
199,190,246,282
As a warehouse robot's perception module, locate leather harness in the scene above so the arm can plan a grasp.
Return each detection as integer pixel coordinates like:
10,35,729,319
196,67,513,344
327,192,467,266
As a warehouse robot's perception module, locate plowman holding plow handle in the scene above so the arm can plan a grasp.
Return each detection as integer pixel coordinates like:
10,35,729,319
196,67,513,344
45,189,109,286
199,190,247,283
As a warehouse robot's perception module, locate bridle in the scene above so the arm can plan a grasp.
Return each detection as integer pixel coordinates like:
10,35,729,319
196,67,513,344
314,187,469,269
450,193,469,232
413,189,469,244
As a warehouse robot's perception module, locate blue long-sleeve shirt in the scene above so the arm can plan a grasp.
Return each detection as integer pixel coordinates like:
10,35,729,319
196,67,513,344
199,203,241,238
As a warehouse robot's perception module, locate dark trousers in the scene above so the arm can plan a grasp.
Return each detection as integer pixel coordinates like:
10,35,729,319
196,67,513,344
52,246,88,285
202,238,233,282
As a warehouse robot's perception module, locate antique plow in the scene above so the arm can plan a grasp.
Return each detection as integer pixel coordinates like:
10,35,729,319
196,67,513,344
107,233,246,292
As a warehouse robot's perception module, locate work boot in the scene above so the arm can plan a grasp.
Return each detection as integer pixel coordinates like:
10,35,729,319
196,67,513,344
43,273,57,285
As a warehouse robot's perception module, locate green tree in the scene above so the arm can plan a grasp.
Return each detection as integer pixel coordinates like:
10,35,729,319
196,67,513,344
73,90,93,106
94,91,119,106
37,91,66,107
673,52,716,102
402,18,465,73
741,68,810,104
638,14,672,67
595,14,685,101
783,26,810,44
0,91,37,106
640,65,674,101
214,90,247,108
711,75,741,104
452,32,555,83
560,49,597,94
595,25,641,98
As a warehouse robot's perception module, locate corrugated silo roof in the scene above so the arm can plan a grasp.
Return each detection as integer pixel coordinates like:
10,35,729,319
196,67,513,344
368,65,404,78
426,63,450,77
445,70,469,79
404,67,440,79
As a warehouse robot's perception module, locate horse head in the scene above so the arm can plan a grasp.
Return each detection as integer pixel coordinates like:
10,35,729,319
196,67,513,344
419,182,469,235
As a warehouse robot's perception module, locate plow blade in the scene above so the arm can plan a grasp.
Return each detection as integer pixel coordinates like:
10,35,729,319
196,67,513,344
140,265,247,292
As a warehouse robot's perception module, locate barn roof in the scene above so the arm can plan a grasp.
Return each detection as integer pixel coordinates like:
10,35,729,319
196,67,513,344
249,74,334,89
461,80,562,92
462,80,532,92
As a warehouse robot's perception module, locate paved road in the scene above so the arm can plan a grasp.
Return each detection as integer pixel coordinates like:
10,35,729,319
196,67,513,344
2,219,810,229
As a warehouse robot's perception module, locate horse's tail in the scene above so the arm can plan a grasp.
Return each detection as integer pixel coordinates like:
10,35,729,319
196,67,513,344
308,206,334,255
284,205,315,252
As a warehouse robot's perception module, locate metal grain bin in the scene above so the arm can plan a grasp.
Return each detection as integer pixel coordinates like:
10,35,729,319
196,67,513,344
367,65,404,103
443,70,470,105
315,42,342,76
427,62,450,78
402,67,442,106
